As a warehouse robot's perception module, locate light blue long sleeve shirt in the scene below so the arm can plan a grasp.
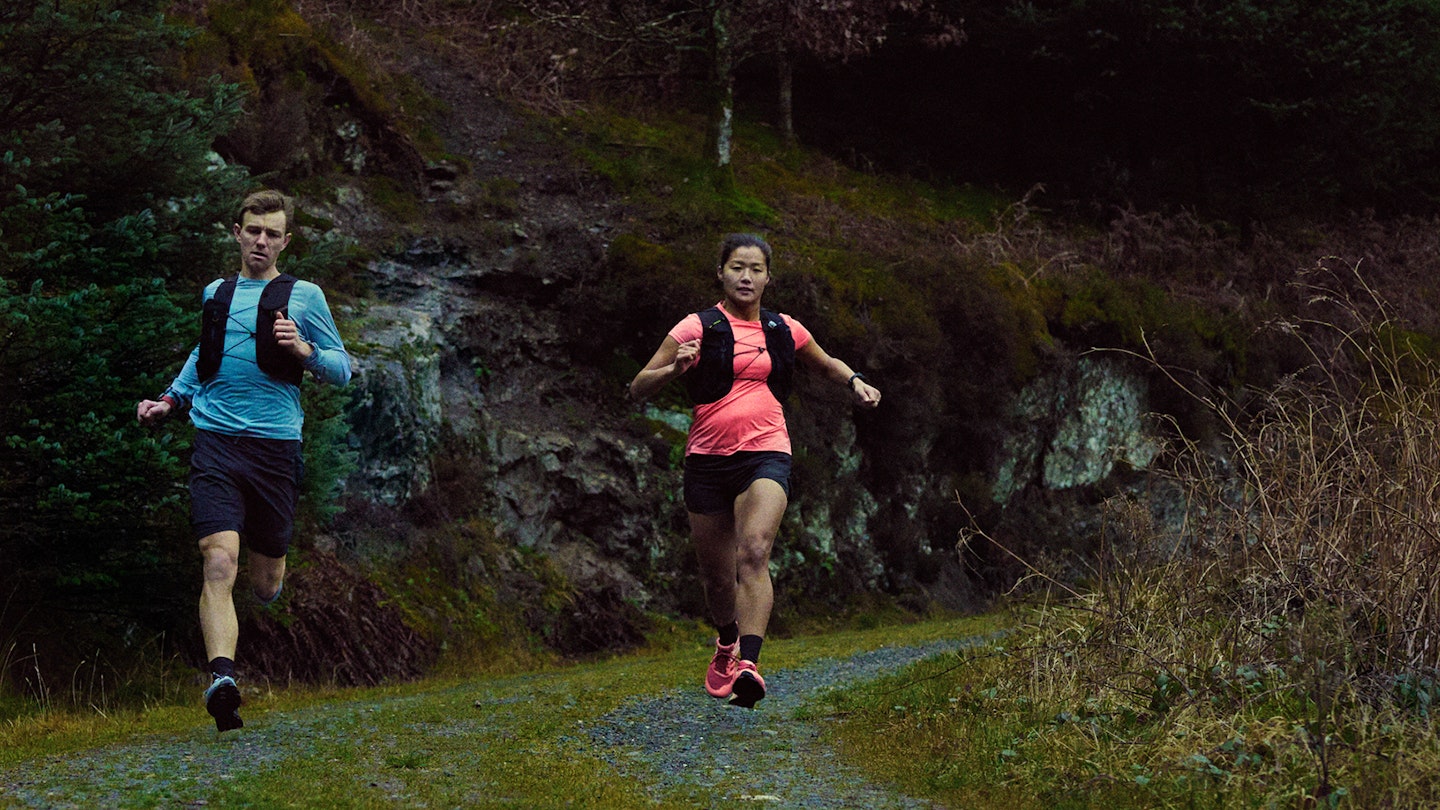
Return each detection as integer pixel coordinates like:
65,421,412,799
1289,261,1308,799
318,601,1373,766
167,276,351,441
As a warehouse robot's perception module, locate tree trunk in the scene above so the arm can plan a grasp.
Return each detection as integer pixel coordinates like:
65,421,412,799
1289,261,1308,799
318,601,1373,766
706,0,736,191
778,45,796,147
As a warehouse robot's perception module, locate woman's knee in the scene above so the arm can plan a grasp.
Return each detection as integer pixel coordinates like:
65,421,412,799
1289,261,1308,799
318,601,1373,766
735,538,773,578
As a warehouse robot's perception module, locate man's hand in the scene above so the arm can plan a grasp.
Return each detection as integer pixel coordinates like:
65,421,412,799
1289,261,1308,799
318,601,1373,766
136,399,173,426
273,311,313,360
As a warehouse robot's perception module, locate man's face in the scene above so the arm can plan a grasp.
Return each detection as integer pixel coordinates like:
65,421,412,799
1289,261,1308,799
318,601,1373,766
233,210,291,275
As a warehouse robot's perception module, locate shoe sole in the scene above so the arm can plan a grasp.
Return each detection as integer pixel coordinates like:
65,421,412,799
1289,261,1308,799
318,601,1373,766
206,683,244,732
729,672,766,709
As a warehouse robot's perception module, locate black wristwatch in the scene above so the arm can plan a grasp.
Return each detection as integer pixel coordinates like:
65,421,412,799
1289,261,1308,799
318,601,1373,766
847,372,867,389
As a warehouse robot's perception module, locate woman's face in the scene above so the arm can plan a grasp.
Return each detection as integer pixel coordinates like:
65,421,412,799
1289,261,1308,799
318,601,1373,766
717,245,770,308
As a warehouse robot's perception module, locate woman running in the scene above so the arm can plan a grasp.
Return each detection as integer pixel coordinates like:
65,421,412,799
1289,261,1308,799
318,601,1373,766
628,233,882,708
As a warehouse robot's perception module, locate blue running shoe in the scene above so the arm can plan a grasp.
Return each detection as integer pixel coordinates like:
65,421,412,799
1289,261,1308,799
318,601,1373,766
204,675,243,732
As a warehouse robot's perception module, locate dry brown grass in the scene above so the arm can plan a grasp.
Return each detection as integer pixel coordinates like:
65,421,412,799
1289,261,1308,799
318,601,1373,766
942,261,1440,806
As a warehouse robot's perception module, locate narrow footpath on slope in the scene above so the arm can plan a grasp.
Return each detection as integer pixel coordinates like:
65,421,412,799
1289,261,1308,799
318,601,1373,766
583,636,989,808
1,634,991,808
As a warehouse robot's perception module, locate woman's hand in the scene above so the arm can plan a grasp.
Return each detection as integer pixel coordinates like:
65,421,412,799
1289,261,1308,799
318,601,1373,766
630,337,697,402
672,338,700,374
852,379,881,408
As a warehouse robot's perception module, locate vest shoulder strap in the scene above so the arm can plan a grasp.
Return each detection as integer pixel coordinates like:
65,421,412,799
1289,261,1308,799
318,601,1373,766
213,276,238,305
758,308,789,334
259,274,298,312
197,277,237,383
255,274,303,386
699,306,729,333
759,309,795,404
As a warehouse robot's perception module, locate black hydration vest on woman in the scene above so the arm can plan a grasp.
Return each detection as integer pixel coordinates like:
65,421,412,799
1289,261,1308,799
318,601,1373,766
196,274,304,386
684,306,795,405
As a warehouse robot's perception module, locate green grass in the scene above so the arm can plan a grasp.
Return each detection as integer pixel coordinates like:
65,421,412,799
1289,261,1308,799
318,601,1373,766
809,282,1440,807
563,104,1004,247
1,613,1006,808
814,604,1440,809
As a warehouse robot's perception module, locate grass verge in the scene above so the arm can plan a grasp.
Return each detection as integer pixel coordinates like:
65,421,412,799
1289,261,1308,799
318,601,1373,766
1,613,1005,807
815,264,1440,810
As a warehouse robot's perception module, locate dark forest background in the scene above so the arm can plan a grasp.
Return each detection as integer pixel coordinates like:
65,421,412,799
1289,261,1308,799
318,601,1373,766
796,0,1440,218
6,0,1440,706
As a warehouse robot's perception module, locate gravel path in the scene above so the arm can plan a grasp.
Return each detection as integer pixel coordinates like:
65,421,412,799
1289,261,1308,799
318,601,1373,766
580,636,991,808
1,636,988,808
1,698,387,808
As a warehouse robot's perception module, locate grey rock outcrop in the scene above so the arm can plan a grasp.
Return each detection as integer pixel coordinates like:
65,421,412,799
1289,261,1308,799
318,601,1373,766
319,53,1173,637
994,354,1161,504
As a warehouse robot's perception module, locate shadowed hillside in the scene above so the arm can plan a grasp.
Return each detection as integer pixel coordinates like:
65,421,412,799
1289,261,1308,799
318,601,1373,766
6,0,1440,708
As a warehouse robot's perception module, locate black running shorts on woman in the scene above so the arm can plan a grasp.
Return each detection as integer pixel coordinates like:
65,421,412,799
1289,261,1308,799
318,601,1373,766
683,451,792,515
189,429,304,558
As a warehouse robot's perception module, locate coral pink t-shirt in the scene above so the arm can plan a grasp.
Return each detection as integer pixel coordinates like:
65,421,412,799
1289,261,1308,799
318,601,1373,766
669,303,813,456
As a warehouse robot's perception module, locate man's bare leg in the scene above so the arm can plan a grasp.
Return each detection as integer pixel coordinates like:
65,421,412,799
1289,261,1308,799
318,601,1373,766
249,550,286,605
198,531,242,662
198,531,244,731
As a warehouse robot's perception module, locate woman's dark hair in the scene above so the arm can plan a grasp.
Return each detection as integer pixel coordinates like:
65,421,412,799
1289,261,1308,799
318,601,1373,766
717,233,772,269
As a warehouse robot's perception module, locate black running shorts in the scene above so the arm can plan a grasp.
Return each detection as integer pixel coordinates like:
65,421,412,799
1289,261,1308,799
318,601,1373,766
683,451,792,515
189,429,304,558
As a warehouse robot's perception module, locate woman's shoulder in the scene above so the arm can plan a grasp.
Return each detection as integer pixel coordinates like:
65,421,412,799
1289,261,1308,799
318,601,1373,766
669,310,706,341
772,311,806,329
773,312,812,345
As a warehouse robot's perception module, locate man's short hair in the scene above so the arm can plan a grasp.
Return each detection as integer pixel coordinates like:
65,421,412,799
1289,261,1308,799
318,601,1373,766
237,189,295,231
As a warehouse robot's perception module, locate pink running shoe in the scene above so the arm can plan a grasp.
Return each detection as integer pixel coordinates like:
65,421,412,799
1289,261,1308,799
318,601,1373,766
705,638,741,698
728,660,767,708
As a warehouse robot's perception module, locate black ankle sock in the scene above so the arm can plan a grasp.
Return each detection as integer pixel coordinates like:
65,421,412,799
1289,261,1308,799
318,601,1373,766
717,621,740,646
739,634,763,664
209,657,235,679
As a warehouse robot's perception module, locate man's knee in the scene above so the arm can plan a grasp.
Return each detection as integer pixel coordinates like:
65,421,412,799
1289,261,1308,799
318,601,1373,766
251,561,284,599
199,534,241,584
252,579,283,605
201,554,239,587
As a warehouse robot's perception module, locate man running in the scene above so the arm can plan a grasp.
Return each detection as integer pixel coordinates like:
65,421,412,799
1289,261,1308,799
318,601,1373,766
136,189,351,731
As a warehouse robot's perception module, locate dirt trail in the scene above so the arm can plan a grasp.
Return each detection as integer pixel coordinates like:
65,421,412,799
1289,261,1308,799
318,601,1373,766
584,638,988,808
1,636,988,808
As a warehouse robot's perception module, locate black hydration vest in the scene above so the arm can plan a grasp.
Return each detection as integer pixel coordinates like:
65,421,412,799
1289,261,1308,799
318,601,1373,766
197,274,304,386
684,306,795,405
